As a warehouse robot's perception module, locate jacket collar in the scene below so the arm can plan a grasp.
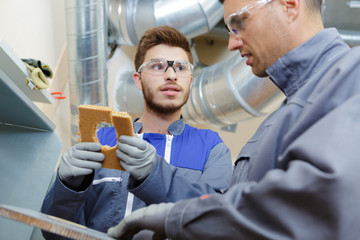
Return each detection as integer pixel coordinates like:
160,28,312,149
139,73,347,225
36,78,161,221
133,116,185,135
266,28,349,97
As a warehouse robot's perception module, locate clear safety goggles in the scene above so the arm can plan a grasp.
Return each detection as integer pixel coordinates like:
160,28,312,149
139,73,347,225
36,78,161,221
225,0,273,38
137,58,193,77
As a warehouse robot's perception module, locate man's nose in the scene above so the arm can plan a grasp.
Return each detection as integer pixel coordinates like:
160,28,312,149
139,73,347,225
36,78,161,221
228,34,244,51
164,66,177,80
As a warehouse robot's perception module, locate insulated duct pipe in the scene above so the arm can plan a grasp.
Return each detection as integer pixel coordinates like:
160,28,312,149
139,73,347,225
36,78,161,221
338,30,360,47
110,0,285,130
65,0,108,145
67,0,360,140
182,54,284,127
107,0,224,46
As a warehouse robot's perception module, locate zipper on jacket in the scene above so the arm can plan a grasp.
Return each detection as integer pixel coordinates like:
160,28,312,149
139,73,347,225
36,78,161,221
92,177,122,185
164,135,173,164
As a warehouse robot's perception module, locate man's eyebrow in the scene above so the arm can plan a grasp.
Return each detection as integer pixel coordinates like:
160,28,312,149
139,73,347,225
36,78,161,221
148,58,165,61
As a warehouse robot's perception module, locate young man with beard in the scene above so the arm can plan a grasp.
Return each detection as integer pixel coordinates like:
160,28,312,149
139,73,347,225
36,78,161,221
107,0,360,239
40,25,232,239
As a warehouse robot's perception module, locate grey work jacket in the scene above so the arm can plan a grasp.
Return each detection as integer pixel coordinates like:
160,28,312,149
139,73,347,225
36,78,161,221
165,28,360,240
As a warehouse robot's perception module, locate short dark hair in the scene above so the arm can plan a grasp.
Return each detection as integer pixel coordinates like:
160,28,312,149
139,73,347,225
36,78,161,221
134,25,193,71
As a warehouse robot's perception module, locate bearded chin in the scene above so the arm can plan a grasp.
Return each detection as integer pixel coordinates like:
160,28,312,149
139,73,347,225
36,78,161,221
143,90,190,114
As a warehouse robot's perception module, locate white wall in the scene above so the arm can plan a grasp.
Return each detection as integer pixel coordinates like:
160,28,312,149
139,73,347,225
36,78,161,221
0,0,71,156
0,0,66,69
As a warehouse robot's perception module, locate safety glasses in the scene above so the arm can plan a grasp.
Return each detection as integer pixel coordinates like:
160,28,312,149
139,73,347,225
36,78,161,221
225,0,273,38
137,58,193,77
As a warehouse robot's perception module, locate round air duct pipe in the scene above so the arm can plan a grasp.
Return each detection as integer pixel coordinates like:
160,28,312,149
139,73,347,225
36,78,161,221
65,0,108,145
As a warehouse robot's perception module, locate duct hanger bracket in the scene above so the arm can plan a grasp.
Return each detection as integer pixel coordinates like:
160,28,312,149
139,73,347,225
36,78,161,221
221,123,238,133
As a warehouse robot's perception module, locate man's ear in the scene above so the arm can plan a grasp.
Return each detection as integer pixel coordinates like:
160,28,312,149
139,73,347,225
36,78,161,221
133,72,142,90
282,0,300,20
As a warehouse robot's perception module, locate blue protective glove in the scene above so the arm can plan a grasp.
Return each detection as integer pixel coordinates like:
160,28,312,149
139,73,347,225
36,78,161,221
116,135,157,181
107,202,175,240
58,142,104,189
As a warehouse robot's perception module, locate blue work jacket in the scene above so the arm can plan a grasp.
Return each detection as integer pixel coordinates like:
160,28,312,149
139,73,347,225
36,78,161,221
41,118,232,236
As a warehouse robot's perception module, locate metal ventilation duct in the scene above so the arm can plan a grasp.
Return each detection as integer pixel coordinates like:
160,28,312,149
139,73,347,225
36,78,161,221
65,0,108,144
107,0,224,46
183,54,284,127
109,0,284,130
322,0,360,47
66,0,360,144
111,0,360,131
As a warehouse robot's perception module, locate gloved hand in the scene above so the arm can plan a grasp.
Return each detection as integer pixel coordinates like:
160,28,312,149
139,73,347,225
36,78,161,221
107,202,175,240
116,135,157,181
58,142,104,189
